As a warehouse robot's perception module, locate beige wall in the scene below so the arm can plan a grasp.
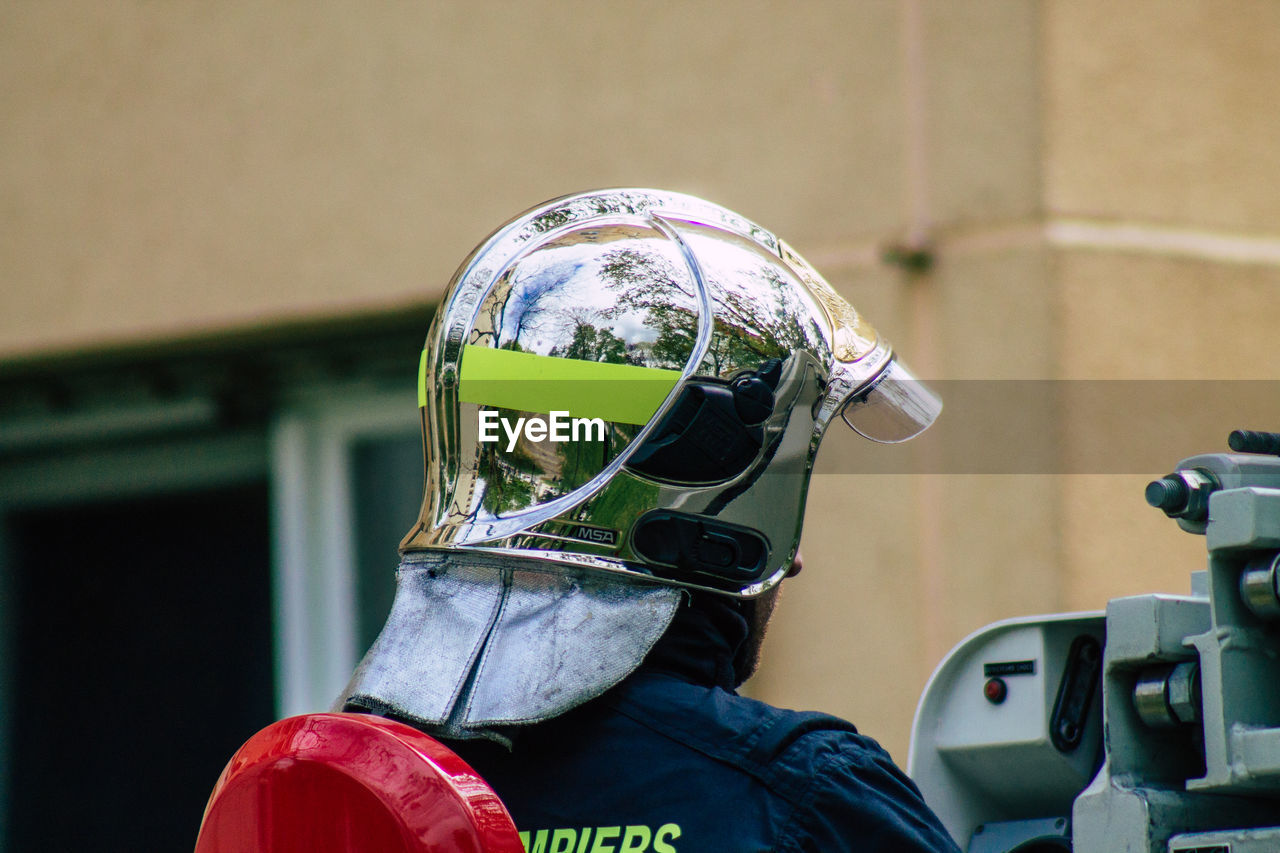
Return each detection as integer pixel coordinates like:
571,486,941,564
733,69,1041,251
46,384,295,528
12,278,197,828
5,1,1279,761
1043,0,1280,640
1,1,908,355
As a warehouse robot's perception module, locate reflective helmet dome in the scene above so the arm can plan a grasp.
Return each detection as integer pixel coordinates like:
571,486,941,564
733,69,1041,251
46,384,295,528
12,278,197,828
401,189,940,596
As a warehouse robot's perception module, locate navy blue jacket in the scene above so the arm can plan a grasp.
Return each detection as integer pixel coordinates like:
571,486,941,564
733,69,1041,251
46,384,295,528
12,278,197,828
447,598,961,853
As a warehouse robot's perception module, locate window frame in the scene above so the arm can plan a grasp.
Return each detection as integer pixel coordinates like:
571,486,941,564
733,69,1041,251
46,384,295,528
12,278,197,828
269,385,419,717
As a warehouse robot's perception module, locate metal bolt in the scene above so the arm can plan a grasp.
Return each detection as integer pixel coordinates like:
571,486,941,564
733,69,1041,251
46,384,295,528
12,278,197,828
1144,476,1188,512
1133,662,1201,728
1134,669,1176,728
1166,662,1201,725
1228,429,1280,456
1240,553,1280,621
1144,468,1219,522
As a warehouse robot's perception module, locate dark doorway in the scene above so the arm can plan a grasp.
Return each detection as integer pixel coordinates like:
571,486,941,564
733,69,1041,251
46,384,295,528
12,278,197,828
351,434,423,654
5,481,275,852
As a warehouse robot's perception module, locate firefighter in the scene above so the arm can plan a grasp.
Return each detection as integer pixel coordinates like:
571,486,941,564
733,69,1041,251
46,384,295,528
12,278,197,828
340,189,959,852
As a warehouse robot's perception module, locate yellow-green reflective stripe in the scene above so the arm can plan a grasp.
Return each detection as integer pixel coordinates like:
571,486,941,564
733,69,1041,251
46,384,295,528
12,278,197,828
418,348,429,408
458,344,681,425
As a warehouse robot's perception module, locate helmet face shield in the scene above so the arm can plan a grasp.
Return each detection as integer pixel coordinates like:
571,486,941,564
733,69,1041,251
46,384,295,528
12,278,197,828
838,358,942,444
402,189,941,596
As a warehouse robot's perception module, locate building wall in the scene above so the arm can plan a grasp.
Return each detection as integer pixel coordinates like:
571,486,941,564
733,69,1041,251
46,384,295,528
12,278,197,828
1045,0,1280,629
4,0,1278,763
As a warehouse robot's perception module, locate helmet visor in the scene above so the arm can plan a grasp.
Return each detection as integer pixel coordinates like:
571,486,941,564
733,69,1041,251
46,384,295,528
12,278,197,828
839,358,942,443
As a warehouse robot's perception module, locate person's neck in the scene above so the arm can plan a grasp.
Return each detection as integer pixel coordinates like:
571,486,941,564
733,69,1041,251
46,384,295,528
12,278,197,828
639,593,749,691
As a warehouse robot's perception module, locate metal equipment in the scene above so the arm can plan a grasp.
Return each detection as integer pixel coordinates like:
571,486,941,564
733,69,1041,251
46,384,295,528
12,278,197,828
909,430,1280,852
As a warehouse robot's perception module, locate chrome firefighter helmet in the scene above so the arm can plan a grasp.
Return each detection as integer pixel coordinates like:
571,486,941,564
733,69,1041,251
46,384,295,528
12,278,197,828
401,188,940,597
